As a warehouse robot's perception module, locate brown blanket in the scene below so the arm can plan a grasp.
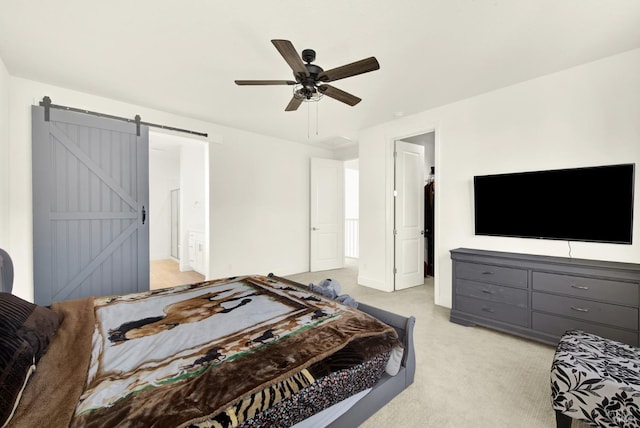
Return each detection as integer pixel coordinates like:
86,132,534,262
10,297,95,428
10,276,398,428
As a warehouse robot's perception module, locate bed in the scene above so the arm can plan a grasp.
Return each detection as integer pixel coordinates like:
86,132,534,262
0,248,415,428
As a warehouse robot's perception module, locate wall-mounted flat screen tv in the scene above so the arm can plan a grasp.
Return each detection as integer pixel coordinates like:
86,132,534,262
474,163,635,244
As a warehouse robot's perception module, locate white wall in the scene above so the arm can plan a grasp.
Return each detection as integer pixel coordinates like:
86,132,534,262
359,48,640,307
7,77,333,301
149,142,180,261
0,55,9,249
209,131,332,278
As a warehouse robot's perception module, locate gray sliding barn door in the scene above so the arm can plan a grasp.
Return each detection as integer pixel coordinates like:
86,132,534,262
32,106,149,305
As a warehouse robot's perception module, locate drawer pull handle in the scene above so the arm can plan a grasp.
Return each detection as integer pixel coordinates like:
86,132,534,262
481,271,493,275
481,289,494,294
570,306,589,313
481,307,495,313
570,284,590,290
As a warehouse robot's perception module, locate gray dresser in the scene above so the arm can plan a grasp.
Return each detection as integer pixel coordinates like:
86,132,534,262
450,248,640,346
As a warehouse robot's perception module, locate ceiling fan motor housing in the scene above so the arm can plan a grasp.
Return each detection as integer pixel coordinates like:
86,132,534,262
299,63,324,89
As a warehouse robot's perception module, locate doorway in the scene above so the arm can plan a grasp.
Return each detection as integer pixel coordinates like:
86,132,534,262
149,131,208,289
344,159,360,275
394,131,435,290
344,159,359,260
310,158,345,272
308,157,360,274
170,188,180,259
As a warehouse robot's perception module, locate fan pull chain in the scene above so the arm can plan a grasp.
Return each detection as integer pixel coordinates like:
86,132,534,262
305,100,320,139
307,101,310,139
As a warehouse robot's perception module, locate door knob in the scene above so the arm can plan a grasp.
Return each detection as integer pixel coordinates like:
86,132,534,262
312,227,319,231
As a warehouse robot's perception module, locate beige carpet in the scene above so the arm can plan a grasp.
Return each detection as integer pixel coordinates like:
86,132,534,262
286,259,590,428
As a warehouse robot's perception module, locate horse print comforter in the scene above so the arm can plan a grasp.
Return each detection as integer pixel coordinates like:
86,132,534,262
12,275,399,428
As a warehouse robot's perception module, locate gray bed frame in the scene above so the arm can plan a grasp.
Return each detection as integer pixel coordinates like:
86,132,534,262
327,300,416,426
270,273,417,427
0,250,415,427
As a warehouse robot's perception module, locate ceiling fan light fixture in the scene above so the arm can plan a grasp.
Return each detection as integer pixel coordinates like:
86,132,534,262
293,84,324,102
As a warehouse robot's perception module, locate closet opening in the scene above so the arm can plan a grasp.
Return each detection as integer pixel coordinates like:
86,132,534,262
393,131,435,290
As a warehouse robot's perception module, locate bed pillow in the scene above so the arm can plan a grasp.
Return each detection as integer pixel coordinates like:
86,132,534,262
0,293,61,426
0,293,62,359
385,345,404,376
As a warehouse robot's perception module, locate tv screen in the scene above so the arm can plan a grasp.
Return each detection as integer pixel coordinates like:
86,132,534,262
474,163,635,244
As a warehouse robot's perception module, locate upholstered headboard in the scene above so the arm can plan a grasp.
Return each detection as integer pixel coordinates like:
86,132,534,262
0,248,14,293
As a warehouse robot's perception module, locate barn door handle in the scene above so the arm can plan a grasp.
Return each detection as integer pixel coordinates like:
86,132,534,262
142,206,146,225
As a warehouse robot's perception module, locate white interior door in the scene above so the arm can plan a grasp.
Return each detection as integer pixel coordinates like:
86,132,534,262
394,141,425,290
310,158,344,272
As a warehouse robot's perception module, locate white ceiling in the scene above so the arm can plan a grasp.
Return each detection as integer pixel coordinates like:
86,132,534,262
1,0,639,148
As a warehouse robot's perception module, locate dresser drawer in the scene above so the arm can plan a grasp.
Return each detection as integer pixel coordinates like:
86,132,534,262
456,279,527,308
455,295,529,327
532,312,638,346
532,292,638,330
532,272,639,306
455,262,527,288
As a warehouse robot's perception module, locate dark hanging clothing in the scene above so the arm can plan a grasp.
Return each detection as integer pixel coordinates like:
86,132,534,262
425,181,435,277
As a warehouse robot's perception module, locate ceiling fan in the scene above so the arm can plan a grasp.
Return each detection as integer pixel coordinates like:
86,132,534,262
235,39,380,111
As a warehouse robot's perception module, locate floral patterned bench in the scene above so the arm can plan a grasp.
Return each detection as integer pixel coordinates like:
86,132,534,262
551,330,640,427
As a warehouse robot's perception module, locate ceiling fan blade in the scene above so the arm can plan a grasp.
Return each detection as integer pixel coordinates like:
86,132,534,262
285,96,303,111
271,39,309,77
318,57,380,82
235,80,296,85
319,85,361,106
